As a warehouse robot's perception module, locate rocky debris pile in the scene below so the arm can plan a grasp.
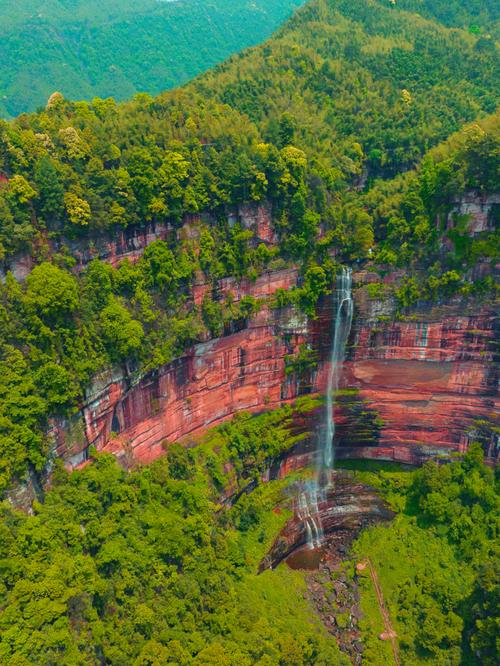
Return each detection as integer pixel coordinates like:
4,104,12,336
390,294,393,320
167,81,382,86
306,550,363,664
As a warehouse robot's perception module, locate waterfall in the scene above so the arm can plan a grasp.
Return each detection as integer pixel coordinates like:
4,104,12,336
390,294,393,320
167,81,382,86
297,267,353,549
320,266,354,485
297,482,323,549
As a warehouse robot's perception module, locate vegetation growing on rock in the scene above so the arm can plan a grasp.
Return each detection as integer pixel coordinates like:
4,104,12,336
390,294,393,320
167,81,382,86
0,0,497,505
0,405,349,665
0,1,498,662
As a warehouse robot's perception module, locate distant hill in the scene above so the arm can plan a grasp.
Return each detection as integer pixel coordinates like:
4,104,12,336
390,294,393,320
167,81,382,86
0,0,305,118
194,0,499,177
392,0,499,35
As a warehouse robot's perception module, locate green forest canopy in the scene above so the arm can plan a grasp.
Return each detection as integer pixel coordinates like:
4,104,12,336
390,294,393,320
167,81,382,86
0,405,350,665
0,407,497,665
350,446,498,666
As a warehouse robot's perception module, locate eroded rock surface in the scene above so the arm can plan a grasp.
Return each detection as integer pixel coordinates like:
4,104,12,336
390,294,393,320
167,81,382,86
42,195,497,471
260,471,394,571
52,280,498,470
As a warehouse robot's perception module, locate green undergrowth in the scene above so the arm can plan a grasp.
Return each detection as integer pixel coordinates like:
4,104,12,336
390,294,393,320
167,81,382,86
0,402,349,665
354,515,471,665
187,395,320,499
0,400,497,664
337,459,414,511
347,447,499,665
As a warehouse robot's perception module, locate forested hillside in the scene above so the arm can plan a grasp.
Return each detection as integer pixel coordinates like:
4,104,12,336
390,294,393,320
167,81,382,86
1,418,497,664
0,1,498,664
0,405,351,665
0,0,304,118
195,0,498,176
0,0,497,497
394,0,499,36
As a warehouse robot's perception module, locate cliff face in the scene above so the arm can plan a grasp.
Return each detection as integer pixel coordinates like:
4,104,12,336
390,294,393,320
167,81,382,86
447,192,500,236
54,282,497,470
1,201,276,280
52,267,309,467
339,304,498,464
47,200,497,471
260,470,395,570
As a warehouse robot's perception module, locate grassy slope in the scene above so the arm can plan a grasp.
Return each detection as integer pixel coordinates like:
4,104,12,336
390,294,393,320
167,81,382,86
342,459,496,665
354,516,472,665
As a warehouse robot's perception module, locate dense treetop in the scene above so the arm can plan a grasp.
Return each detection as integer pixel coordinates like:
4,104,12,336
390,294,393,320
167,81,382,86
195,0,498,176
0,404,349,665
351,445,499,665
394,0,499,37
0,408,497,664
0,0,497,259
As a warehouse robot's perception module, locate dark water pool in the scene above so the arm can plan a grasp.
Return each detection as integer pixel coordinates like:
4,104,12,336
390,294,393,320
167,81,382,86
285,546,325,570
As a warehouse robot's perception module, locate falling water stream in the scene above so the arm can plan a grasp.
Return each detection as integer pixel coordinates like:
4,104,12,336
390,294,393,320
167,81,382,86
321,267,354,485
301,267,354,549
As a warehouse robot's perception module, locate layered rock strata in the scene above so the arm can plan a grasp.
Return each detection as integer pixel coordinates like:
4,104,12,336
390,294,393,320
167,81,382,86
53,279,498,469
44,194,498,469
336,300,498,464
52,267,308,467
1,202,275,281
259,470,394,570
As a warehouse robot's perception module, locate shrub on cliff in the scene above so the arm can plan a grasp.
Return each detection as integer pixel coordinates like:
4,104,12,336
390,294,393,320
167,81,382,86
25,263,79,321
100,299,144,363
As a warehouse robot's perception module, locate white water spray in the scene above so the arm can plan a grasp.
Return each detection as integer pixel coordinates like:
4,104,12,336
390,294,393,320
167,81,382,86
321,267,354,483
299,267,354,548
297,482,323,549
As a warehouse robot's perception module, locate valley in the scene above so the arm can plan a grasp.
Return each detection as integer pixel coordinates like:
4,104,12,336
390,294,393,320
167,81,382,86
0,1,497,664
0,0,305,118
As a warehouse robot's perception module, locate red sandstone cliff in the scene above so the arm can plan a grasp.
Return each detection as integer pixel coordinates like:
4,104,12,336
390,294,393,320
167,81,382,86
1,201,276,280
340,306,498,464
52,267,309,467
43,197,498,471
52,275,498,470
